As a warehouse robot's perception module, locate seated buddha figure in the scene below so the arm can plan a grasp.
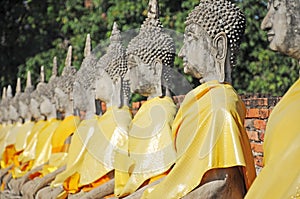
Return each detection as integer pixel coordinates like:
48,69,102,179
142,0,256,198
7,65,62,196
20,47,81,199
44,23,131,199
114,0,177,197
245,1,300,198
34,34,100,199
1,82,22,171
1,74,35,173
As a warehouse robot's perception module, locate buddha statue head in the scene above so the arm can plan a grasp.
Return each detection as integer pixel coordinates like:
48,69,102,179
32,65,57,120
126,0,175,98
18,71,34,121
54,47,77,117
95,22,129,108
73,34,99,119
261,0,300,60
30,90,43,121
8,84,20,123
179,0,246,83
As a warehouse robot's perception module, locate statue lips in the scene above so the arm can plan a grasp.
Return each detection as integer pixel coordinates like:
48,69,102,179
267,31,275,42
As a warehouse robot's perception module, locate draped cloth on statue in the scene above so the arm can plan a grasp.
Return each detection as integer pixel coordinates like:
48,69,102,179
16,120,48,164
142,81,256,199
40,115,80,176
1,122,22,168
0,124,13,158
115,97,177,197
31,119,61,169
15,121,35,153
13,119,60,178
52,106,132,194
245,78,300,199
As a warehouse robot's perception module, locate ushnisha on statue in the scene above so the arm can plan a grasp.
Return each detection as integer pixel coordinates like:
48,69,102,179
114,0,177,198
47,23,131,199
20,47,81,199
245,1,300,198
142,1,256,199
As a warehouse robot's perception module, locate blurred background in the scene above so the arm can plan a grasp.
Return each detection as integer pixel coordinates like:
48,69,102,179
0,0,299,97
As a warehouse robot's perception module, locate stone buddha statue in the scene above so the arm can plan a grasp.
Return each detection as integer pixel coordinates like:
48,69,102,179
72,34,98,120
7,64,62,197
1,82,22,170
20,47,81,199
18,72,35,123
49,22,132,199
245,1,300,198
142,1,256,198
114,0,177,197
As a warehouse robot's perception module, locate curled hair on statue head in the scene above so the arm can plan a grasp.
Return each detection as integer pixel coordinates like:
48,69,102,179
185,0,246,67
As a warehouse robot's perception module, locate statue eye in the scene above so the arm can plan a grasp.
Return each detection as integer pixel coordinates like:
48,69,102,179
273,0,280,10
267,0,271,9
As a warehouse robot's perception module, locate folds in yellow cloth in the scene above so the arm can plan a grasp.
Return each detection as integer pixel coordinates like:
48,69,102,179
40,115,80,176
0,123,13,158
13,119,60,178
143,81,256,199
17,120,48,164
52,106,132,194
15,121,35,152
31,118,61,169
115,97,177,197
245,78,300,199
1,122,22,168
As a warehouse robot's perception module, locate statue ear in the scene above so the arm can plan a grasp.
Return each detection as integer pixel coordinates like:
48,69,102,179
153,59,163,97
114,75,123,108
213,32,227,83
153,59,163,77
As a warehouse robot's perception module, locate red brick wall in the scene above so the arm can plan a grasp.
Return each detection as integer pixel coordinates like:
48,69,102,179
241,94,281,174
101,94,281,174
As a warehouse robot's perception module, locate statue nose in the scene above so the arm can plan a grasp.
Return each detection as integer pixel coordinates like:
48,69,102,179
261,11,272,31
178,46,185,58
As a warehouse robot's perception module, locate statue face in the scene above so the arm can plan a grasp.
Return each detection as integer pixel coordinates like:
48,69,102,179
179,23,215,81
54,88,69,112
19,101,29,119
95,69,114,103
9,104,19,121
30,98,41,119
40,96,54,116
261,0,300,59
127,54,161,96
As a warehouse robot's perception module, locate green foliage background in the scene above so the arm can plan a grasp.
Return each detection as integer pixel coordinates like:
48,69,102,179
0,0,298,96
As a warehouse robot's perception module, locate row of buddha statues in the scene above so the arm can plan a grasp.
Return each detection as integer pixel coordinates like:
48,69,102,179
0,0,299,198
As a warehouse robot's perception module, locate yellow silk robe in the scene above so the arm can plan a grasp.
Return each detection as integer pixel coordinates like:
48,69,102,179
115,97,177,197
1,122,23,168
52,106,132,194
41,115,80,176
0,123,13,163
143,81,256,199
31,119,61,169
15,121,35,153
13,119,60,178
245,78,300,199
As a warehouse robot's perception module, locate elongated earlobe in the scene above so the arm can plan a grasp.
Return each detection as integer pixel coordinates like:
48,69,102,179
154,59,163,97
213,32,227,82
